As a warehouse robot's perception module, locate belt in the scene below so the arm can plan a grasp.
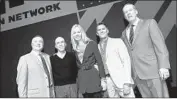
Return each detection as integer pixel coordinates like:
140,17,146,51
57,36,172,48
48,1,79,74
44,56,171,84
105,74,110,77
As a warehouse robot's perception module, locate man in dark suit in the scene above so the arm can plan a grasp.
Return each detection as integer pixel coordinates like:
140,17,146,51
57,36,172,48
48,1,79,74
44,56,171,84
16,35,55,97
121,3,170,97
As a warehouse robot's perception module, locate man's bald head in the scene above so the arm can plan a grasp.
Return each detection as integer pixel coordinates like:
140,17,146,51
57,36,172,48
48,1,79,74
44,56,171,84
55,37,66,52
122,3,138,23
31,35,44,51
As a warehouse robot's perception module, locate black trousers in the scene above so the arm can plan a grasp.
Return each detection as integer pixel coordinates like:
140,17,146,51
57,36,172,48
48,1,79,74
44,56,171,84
82,91,102,98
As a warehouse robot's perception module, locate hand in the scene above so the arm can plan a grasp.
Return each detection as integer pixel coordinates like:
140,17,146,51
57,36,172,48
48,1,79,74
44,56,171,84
123,84,131,95
82,65,92,70
159,68,170,80
101,77,106,82
94,64,99,71
101,78,107,91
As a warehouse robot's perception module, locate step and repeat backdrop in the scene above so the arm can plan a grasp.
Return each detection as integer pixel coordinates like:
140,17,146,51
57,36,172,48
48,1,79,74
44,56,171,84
0,0,176,97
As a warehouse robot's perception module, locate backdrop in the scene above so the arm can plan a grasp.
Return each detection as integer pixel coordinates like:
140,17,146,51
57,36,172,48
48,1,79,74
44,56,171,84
0,0,176,97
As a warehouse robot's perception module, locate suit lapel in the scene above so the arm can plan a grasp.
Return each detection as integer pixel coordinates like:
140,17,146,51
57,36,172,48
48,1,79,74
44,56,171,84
132,19,144,46
29,52,45,73
42,53,50,71
122,29,131,48
98,43,101,52
105,37,111,58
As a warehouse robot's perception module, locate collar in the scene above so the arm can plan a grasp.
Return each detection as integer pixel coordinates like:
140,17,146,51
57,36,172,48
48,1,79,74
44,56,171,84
126,18,140,31
100,37,109,44
31,50,41,56
56,51,67,59
131,17,140,26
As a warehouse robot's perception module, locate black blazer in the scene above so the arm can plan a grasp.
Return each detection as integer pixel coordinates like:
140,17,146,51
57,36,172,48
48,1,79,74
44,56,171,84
75,40,105,94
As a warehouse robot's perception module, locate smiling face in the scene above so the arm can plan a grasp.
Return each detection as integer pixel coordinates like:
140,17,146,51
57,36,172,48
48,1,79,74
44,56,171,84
123,4,138,23
31,36,44,51
55,37,66,52
96,24,109,39
72,26,82,41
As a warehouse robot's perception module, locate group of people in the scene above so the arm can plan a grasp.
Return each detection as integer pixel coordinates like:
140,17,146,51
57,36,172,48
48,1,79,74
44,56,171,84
16,3,171,98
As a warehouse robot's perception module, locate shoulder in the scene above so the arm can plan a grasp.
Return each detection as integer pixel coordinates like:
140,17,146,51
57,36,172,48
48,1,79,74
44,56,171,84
150,19,157,24
144,18,157,24
66,52,75,57
88,40,98,47
50,53,57,59
85,40,99,51
66,52,77,61
147,18,156,22
41,52,50,57
20,53,30,58
18,53,31,62
144,19,158,27
89,40,97,45
111,38,125,46
110,38,123,43
42,52,49,56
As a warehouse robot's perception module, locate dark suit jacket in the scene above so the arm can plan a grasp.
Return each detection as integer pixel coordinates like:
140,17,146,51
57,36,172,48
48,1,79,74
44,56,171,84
75,40,105,94
121,19,170,80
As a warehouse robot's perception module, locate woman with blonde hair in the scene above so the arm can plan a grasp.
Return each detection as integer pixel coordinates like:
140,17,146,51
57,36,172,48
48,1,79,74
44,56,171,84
71,24,106,98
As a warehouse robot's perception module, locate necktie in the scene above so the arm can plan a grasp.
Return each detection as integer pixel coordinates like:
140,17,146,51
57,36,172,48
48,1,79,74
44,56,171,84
129,25,134,44
39,54,51,88
100,41,109,75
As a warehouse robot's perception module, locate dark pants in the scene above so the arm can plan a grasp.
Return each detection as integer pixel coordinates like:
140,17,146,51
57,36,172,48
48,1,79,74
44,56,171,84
82,91,102,98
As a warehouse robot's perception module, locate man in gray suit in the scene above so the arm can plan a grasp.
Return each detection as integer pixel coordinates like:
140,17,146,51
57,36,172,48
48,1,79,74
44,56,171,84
16,35,55,97
121,3,170,97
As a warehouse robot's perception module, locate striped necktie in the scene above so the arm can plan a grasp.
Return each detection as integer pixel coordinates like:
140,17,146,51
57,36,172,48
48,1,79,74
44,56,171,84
39,54,51,88
129,25,135,44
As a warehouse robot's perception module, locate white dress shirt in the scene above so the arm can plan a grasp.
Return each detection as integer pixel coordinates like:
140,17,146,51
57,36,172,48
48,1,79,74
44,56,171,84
126,18,140,40
31,50,42,63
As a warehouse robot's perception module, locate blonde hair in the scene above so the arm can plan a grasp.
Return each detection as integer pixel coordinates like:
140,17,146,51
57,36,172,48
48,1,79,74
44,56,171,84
70,24,91,51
